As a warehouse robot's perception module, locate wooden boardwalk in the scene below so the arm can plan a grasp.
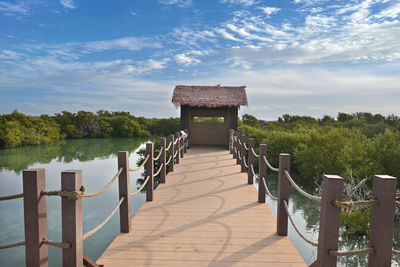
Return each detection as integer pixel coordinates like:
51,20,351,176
98,146,306,266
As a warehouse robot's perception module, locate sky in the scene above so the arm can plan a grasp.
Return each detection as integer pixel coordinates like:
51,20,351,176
0,0,399,120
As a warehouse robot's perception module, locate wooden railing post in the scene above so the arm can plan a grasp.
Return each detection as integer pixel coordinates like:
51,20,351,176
317,175,343,267
180,135,184,159
258,144,266,203
160,138,166,184
23,169,48,267
248,138,255,184
61,170,83,267
229,129,234,154
368,175,397,266
232,131,237,159
169,134,174,172
175,132,180,164
236,132,241,165
277,153,290,236
240,135,246,173
145,143,154,201
183,130,188,153
118,151,130,233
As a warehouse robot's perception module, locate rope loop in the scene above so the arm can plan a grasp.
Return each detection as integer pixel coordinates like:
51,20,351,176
262,155,279,172
250,163,257,177
129,155,150,172
130,175,151,197
283,200,318,246
83,196,125,240
251,147,260,158
166,155,172,165
243,142,249,151
153,163,164,177
284,169,321,203
261,176,278,201
165,141,172,151
153,147,163,161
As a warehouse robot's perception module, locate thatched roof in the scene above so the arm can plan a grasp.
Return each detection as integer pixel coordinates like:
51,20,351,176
172,85,248,108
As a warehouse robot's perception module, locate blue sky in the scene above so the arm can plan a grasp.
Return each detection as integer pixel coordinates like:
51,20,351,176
0,0,399,120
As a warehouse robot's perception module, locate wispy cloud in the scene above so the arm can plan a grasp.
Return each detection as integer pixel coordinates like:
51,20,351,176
0,2,29,16
220,0,259,6
174,53,201,66
158,0,192,8
60,0,75,9
259,6,281,16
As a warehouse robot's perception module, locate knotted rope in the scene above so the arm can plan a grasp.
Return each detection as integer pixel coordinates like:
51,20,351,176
129,155,150,172
262,155,279,172
261,176,278,201
328,248,374,257
0,193,24,201
283,200,318,246
41,168,123,200
332,199,378,213
284,169,321,203
130,175,151,197
83,196,125,240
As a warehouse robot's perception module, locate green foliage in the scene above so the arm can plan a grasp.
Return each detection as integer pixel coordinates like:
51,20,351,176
340,208,371,237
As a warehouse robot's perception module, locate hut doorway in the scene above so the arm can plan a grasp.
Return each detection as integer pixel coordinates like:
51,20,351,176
189,109,228,145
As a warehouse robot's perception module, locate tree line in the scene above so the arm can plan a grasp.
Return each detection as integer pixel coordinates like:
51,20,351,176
0,110,179,149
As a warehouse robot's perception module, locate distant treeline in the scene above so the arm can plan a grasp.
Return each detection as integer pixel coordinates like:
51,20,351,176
239,112,400,186
0,110,179,149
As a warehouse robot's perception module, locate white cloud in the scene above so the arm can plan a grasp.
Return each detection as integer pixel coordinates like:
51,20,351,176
85,37,162,52
174,53,201,66
220,0,258,6
158,0,192,8
0,50,20,59
259,7,281,16
0,2,29,16
60,0,75,9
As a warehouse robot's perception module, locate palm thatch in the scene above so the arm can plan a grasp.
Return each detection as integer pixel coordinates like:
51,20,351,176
172,85,248,108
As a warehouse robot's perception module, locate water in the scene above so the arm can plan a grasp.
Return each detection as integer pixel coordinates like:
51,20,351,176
0,138,148,266
1,140,399,266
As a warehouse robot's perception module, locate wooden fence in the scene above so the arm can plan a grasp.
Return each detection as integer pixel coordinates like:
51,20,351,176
0,131,189,267
229,129,399,267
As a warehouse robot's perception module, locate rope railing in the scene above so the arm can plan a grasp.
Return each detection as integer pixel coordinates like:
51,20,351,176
83,196,125,240
237,153,242,161
243,158,248,168
41,167,123,200
284,169,321,203
250,163,257,178
0,193,24,201
166,155,172,165
153,163,164,177
262,155,279,172
261,176,278,201
396,201,400,208
129,154,150,172
283,200,318,247
393,249,400,256
328,247,374,257
173,139,179,145
174,150,178,159
243,142,249,151
41,239,71,249
130,175,151,197
251,147,259,158
332,199,378,213
0,241,25,250
238,139,242,146
165,141,172,151
153,147,163,161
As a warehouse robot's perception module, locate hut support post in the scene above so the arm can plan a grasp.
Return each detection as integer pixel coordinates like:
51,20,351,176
23,169,48,267
118,151,130,233
61,170,83,267
368,175,397,266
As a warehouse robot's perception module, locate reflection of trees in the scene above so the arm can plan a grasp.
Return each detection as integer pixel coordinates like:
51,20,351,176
0,138,146,173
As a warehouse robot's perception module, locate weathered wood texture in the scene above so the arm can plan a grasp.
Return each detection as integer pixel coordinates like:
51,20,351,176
98,146,305,266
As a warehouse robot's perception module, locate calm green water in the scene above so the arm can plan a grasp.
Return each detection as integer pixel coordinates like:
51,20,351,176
1,139,399,266
0,138,148,266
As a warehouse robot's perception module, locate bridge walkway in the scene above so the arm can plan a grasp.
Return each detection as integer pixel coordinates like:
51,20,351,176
97,146,306,266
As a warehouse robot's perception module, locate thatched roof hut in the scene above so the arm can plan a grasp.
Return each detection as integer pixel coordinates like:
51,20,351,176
172,85,248,108
172,85,247,146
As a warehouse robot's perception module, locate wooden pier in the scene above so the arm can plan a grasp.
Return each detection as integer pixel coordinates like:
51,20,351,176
97,146,306,266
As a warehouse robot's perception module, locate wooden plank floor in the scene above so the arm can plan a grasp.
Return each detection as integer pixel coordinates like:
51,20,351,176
97,146,306,266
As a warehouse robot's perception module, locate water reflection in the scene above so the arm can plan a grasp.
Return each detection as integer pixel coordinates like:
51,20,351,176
0,138,148,267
